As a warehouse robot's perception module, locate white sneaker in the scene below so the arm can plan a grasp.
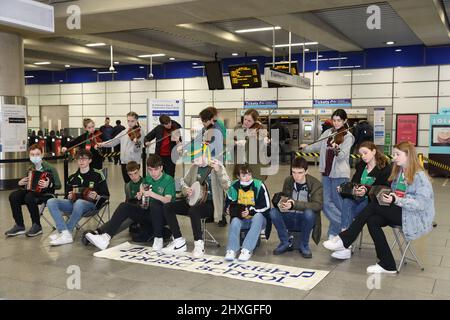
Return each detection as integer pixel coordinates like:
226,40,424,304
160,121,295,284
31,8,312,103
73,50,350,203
49,231,60,241
161,237,187,253
323,236,345,251
367,264,397,274
238,248,252,262
192,240,205,258
85,233,111,251
224,250,236,261
331,248,352,260
50,230,73,246
328,234,337,241
152,237,164,252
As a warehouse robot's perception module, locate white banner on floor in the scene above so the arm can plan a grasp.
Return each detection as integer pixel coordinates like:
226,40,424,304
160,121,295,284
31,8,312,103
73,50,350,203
94,242,330,291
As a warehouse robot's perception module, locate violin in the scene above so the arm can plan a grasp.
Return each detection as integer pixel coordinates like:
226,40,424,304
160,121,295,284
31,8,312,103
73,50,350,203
86,130,102,151
329,124,349,145
128,124,142,147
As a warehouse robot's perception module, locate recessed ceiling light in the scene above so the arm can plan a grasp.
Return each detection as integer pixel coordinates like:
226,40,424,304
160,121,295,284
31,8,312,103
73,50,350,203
133,77,146,80
232,53,239,56
24,75,34,79
386,41,395,45
92,69,97,71
235,26,281,33
274,42,319,48
192,62,198,65
86,43,106,47
395,49,402,52
65,65,71,68
34,61,51,65
139,66,145,69
169,57,175,61
59,80,63,82
251,59,257,62
304,48,310,52
138,53,166,58
114,61,119,65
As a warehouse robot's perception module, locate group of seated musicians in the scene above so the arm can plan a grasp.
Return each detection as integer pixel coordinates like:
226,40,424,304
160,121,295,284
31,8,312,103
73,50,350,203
4,107,435,274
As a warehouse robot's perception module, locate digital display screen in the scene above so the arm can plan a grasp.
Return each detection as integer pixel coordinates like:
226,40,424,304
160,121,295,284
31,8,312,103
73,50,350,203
266,62,299,88
204,61,224,90
228,64,261,89
304,125,312,131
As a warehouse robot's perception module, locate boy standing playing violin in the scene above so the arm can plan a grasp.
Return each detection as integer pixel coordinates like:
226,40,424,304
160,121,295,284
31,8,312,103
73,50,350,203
162,151,231,258
99,111,145,183
62,118,103,170
144,114,182,177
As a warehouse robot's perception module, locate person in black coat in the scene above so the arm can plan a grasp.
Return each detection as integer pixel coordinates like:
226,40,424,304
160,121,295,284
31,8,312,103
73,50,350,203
112,120,126,165
330,141,392,260
144,115,182,177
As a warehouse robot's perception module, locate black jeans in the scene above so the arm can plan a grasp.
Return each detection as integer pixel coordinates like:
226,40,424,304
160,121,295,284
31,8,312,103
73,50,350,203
164,199,214,241
339,201,402,271
161,155,175,177
9,189,52,227
100,202,153,238
121,164,131,183
113,145,120,164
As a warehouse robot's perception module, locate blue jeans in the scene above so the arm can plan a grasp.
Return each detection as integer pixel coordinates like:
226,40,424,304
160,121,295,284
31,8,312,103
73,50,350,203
270,207,315,248
47,198,95,232
322,176,348,237
341,197,368,231
227,212,266,253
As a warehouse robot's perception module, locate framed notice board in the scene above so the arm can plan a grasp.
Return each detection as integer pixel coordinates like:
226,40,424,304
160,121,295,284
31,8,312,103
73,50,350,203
396,114,418,146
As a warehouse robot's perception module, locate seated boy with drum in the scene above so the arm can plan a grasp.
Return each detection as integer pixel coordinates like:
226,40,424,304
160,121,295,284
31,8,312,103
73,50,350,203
162,150,231,258
224,164,271,262
46,149,110,246
5,144,61,238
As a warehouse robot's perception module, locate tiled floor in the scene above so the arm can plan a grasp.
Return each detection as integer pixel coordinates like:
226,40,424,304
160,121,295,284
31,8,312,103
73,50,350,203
1,161,449,300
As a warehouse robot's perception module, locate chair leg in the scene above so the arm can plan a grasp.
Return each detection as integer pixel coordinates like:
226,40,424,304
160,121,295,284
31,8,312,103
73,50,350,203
358,228,364,250
201,220,220,247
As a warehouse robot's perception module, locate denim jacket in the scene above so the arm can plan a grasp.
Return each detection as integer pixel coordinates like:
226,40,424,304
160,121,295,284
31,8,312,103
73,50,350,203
392,171,435,241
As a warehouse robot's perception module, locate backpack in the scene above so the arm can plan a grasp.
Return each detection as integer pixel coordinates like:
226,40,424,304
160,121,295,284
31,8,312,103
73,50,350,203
355,121,373,145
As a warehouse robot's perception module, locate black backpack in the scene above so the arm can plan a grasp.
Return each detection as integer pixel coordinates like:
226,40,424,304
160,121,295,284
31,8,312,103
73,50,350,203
355,121,373,145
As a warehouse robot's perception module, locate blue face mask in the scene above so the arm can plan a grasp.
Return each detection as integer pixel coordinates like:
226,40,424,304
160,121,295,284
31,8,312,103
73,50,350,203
30,156,42,165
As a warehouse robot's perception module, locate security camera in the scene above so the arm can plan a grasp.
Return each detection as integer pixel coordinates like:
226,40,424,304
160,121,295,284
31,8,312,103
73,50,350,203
148,73,154,79
109,65,115,72
315,70,320,76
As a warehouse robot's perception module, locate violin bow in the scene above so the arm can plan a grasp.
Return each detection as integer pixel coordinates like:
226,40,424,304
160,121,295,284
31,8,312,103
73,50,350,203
299,126,350,149
65,132,103,153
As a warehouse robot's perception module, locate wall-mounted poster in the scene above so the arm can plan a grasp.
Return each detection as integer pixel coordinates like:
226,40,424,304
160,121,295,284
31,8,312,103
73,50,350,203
429,113,450,154
396,114,418,146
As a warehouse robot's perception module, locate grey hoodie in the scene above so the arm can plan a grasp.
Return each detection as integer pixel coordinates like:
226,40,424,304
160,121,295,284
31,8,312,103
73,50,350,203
102,128,145,164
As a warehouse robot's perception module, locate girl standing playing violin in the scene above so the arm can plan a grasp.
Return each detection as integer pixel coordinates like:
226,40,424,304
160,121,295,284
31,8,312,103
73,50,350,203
99,111,145,183
61,118,103,170
300,109,354,240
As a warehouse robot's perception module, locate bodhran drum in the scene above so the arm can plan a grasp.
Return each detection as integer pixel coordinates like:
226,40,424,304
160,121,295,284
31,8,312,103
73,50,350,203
187,181,208,207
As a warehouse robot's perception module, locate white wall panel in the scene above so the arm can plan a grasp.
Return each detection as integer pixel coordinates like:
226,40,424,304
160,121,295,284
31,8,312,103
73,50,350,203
418,114,430,130
439,81,450,96
418,131,429,147
438,96,450,108
25,85,39,96
131,92,156,104
394,82,438,97
184,90,213,102
106,81,130,93
40,95,60,105
314,70,351,85
69,117,83,128
277,100,312,108
27,95,39,105
61,94,82,105
68,105,83,117
131,80,156,92
156,91,184,100
27,106,39,117
39,84,60,95
223,76,232,89
314,85,351,99
82,82,105,94
184,102,210,116
106,93,130,104
106,104,130,116
213,89,244,102
244,88,277,101
352,98,393,107
157,79,183,91
83,105,106,117
28,117,40,128
278,87,313,100
61,83,82,95
352,68,393,84
394,66,438,82
416,147,429,157
352,84,392,98
439,65,450,81
184,77,209,90
83,93,105,104
214,102,243,109
131,104,147,115
393,97,437,114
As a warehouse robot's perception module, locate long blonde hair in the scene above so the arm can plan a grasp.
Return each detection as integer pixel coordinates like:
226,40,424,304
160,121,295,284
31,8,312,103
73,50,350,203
388,141,423,184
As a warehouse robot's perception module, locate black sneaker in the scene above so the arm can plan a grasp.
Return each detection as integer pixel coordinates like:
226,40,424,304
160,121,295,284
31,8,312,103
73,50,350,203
218,218,227,227
25,224,43,237
5,225,26,237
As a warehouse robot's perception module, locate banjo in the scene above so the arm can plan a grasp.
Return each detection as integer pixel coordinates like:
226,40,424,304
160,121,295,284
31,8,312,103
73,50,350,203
187,166,213,206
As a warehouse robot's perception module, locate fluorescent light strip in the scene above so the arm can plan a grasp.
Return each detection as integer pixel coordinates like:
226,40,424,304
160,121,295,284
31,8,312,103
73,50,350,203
235,26,281,33
138,53,166,58
192,66,205,69
86,43,106,47
133,78,146,80
274,42,318,48
329,65,361,69
310,57,347,62
24,76,34,79
34,61,51,65
98,71,118,74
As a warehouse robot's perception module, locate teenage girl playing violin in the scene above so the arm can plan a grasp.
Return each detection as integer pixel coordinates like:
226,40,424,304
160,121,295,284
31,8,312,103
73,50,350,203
61,118,103,170
98,111,145,183
300,109,354,240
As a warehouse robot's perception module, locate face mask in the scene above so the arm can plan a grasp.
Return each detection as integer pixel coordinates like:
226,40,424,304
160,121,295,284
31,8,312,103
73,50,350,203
240,179,253,187
30,156,42,165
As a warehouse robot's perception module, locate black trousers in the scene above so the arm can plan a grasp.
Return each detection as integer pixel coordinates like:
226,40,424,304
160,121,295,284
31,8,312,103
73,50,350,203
113,145,120,164
9,189,51,227
161,155,175,177
102,147,112,162
101,202,154,238
339,201,402,271
164,199,214,241
121,164,131,183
